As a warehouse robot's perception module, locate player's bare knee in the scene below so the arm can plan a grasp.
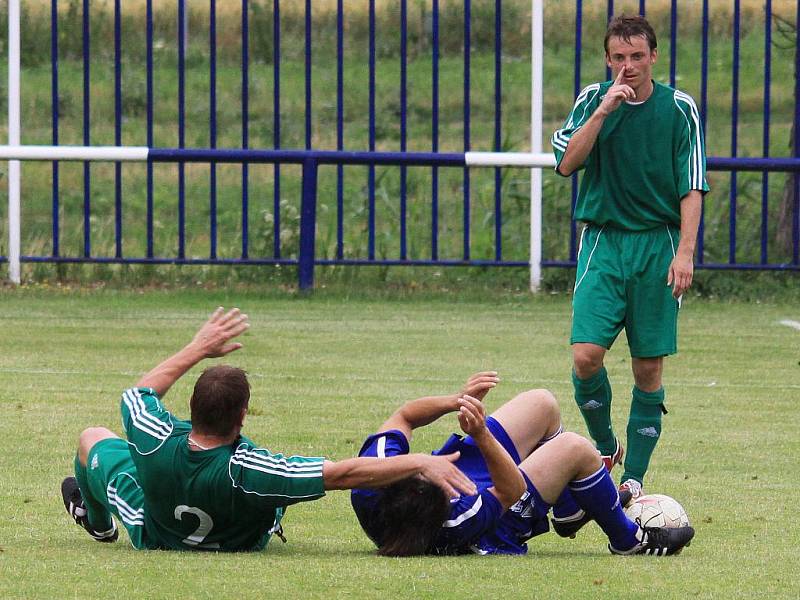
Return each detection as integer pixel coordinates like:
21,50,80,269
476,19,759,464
527,389,561,425
559,432,599,463
572,348,604,379
78,427,118,466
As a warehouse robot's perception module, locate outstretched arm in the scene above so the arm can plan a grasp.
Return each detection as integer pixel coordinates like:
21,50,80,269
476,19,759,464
457,394,526,511
322,452,476,499
136,307,250,398
377,372,499,440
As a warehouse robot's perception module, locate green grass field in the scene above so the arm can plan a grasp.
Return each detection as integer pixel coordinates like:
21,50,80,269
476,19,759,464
0,288,798,598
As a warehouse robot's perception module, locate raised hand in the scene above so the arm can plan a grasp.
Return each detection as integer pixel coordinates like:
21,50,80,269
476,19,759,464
460,371,499,402
457,394,488,439
418,452,477,498
597,67,636,116
191,307,250,358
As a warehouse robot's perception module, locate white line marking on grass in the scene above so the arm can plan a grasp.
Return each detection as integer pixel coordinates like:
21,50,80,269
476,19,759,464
780,320,800,331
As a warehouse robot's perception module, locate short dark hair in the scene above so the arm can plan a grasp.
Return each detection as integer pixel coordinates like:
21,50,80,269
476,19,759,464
372,478,451,557
190,365,250,437
604,15,657,53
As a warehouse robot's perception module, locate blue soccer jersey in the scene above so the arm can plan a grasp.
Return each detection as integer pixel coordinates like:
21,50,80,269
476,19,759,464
350,420,550,555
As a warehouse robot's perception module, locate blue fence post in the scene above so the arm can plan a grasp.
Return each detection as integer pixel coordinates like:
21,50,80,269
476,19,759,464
298,158,319,291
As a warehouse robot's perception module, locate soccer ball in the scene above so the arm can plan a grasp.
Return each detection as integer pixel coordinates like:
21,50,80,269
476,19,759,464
623,493,690,528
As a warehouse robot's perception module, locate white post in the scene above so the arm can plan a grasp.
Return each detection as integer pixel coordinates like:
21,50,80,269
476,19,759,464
529,0,544,292
8,0,21,284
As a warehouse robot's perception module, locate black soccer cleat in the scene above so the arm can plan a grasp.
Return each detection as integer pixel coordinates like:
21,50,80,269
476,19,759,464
609,525,695,556
551,510,593,539
61,477,119,543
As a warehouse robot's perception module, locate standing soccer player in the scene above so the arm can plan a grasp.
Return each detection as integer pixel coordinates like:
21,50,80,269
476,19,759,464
551,15,708,499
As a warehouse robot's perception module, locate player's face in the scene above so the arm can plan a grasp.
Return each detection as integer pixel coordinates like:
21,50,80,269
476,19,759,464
605,35,657,93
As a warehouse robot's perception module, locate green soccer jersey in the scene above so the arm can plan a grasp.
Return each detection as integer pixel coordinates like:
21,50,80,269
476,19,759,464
551,80,709,231
120,387,325,551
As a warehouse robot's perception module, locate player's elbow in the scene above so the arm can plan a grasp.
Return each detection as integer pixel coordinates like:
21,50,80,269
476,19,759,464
556,162,575,177
493,476,526,511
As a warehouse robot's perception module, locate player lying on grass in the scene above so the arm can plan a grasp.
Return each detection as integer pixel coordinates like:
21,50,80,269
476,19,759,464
351,373,695,556
61,307,476,551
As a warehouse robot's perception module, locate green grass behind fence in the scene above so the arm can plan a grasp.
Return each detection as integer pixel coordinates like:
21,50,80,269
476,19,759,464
0,1,798,284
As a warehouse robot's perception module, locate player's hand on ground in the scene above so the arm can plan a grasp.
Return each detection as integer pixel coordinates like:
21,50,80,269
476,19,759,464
460,371,499,402
418,452,477,498
457,394,488,439
192,307,250,358
598,67,636,116
667,253,694,299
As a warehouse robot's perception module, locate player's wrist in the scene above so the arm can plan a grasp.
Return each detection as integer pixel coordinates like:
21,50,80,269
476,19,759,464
469,427,492,443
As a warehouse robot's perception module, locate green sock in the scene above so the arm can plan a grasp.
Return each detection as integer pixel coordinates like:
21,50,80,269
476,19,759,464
622,386,665,485
572,367,616,455
74,454,114,531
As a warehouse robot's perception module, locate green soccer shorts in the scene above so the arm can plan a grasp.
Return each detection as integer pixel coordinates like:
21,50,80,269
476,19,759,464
84,437,155,549
571,224,680,358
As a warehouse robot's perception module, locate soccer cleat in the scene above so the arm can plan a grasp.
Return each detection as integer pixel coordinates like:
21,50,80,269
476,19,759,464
600,439,624,472
618,478,643,508
61,477,118,543
609,525,695,556
551,510,593,539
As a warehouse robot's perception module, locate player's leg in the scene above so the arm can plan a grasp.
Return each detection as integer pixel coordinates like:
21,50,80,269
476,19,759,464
488,389,562,460
487,390,582,533
65,427,120,540
572,343,621,462
64,430,150,548
622,225,679,493
518,433,640,552
519,433,694,555
571,225,626,463
620,357,665,497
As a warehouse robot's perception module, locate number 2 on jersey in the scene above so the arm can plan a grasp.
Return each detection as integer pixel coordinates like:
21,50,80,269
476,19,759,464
174,505,221,549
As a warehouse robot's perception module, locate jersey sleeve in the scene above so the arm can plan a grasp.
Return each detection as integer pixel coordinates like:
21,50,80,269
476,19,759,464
350,430,411,544
551,83,602,173
673,90,710,197
120,387,189,455
356,430,410,459
436,488,503,548
228,442,326,505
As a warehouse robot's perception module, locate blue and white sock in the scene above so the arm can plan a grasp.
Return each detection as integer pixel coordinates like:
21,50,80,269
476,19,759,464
569,465,640,552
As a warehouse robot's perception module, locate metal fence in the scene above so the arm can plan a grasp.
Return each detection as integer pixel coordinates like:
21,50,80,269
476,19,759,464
2,0,799,290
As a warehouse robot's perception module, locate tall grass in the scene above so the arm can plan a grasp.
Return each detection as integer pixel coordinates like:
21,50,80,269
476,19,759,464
0,0,797,286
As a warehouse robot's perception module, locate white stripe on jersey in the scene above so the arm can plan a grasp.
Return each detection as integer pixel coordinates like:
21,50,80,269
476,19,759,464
443,496,483,528
228,456,324,499
229,457,322,479
232,446,324,474
122,388,173,441
552,84,601,151
107,480,145,526
673,90,704,190
376,436,387,458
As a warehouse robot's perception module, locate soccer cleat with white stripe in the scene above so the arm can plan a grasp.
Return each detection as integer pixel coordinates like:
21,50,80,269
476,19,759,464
61,477,119,543
609,525,694,556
